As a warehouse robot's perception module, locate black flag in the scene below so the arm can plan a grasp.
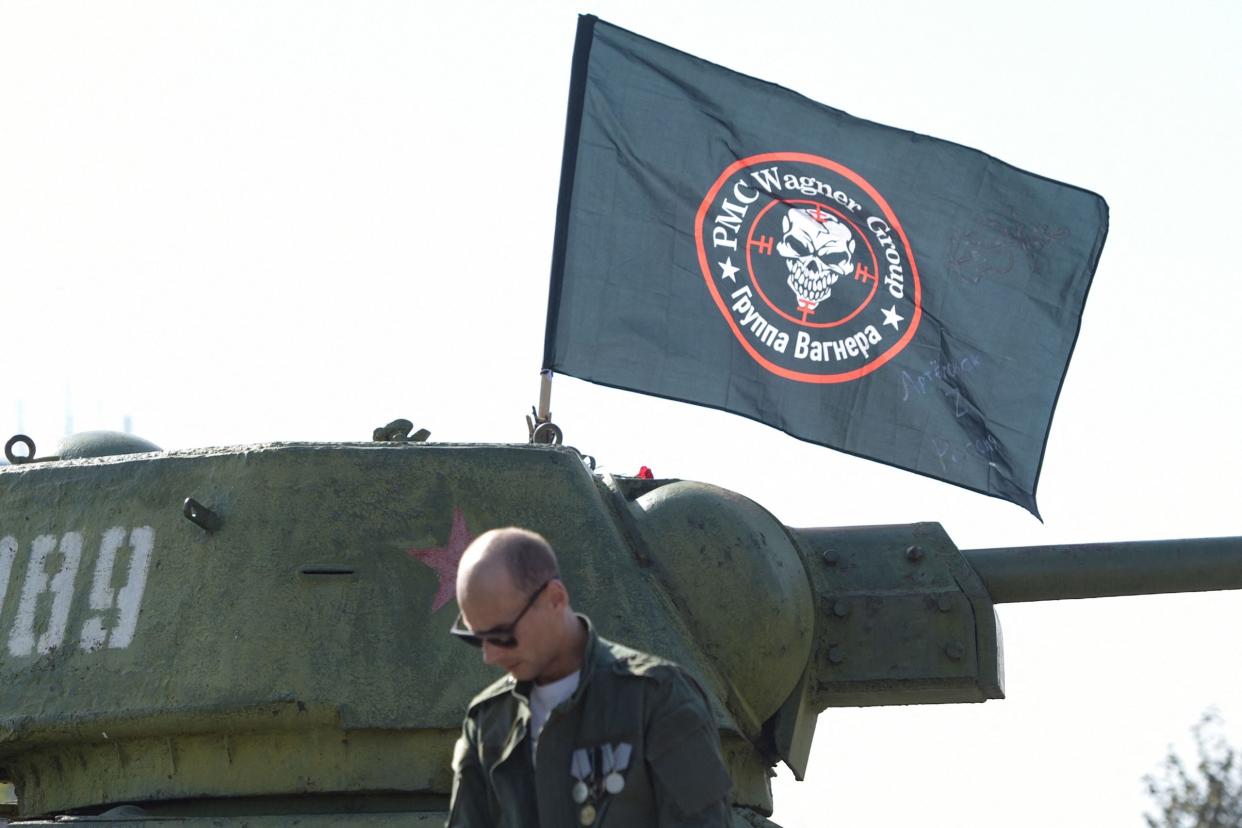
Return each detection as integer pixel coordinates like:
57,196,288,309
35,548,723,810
542,16,1108,517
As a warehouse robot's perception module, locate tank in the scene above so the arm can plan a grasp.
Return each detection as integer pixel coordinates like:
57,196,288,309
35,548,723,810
1,430,1240,826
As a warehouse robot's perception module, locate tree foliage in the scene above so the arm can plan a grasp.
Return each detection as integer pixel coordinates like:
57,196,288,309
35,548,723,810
1145,710,1242,828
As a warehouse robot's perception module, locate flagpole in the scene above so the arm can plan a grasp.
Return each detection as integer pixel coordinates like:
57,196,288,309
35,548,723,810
537,369,553,424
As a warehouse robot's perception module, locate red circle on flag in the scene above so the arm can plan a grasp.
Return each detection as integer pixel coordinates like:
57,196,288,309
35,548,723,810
695,152,922,384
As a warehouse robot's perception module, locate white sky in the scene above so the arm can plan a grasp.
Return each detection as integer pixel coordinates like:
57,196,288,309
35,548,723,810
1,1,1239,825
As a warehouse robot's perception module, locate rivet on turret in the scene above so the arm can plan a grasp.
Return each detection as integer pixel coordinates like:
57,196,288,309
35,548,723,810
944,641,965,661
821,549,840,566
827,646,846,664
936,595,953,613
832,600,849,618
906,545,925,562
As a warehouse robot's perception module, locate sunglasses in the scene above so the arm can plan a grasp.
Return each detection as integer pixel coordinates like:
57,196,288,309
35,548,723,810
450,579,553,649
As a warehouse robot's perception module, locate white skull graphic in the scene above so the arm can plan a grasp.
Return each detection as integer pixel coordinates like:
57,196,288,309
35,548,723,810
776,207,856,312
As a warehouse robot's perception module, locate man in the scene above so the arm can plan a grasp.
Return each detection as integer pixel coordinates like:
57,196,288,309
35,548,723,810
447,527,732,827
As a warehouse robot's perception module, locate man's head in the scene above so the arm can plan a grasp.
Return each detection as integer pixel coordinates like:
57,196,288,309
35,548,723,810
454,527,576,682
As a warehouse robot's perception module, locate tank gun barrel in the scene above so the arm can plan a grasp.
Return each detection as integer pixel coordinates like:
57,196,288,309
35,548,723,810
963,536,1242,603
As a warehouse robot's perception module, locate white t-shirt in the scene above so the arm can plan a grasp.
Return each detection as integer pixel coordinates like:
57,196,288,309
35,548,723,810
529,670,581,762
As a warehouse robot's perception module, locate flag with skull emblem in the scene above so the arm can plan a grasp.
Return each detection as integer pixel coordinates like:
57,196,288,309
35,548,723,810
542,16,1108,517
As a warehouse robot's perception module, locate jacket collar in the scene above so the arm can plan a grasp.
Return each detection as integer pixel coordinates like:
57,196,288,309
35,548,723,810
513,612,606,702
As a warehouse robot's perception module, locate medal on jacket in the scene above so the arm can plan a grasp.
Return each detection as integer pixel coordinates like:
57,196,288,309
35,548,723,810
600,742,632,795
571,749,592,804
571,748,595,824
570,742,634,825
601,744,630,794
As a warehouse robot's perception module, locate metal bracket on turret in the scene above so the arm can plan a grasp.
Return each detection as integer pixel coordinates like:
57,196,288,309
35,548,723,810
524,405,595,471
526,407,564,446
526,369,564,445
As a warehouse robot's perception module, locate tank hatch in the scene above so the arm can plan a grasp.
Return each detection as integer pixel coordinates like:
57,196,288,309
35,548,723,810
58,430,163,460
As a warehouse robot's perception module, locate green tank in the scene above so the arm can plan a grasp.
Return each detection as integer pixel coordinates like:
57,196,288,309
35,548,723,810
1,429,1240,826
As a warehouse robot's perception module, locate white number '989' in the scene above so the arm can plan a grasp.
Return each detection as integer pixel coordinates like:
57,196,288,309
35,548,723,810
0,526,154,657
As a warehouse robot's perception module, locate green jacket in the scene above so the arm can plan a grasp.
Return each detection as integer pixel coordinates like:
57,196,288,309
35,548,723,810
447,618,732,827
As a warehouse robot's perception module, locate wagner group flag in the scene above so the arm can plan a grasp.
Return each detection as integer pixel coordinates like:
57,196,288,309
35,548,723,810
542,16,1108,516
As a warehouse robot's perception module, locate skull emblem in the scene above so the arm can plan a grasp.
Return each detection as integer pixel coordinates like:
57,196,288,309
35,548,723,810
776,207,856,313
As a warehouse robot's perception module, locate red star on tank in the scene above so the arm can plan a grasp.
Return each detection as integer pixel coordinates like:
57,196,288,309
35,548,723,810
407,507,476,612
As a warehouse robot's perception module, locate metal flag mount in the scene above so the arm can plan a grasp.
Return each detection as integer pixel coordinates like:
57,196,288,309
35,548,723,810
526,369,563,445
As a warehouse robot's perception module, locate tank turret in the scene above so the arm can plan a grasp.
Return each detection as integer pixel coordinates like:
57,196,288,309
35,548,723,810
1,438,1240,825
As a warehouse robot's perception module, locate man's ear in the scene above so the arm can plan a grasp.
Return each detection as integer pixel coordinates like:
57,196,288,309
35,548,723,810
547,578,570,609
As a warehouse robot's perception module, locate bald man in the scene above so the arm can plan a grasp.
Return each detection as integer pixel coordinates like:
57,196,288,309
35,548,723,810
446,527,732,827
